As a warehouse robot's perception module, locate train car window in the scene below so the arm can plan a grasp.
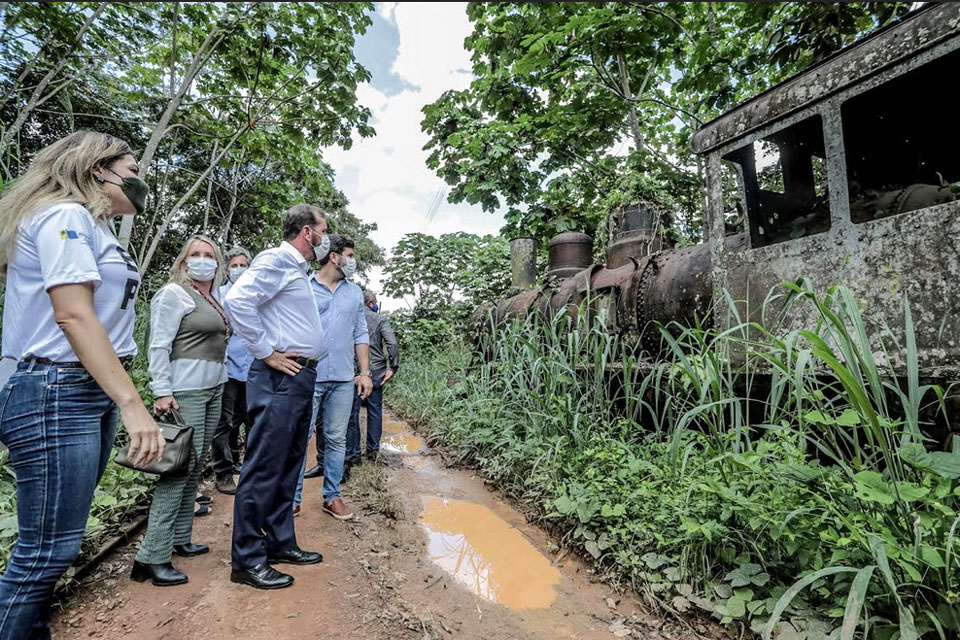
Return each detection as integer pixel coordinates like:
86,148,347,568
721,115,829,248
843,48,960,223
720,161,746,236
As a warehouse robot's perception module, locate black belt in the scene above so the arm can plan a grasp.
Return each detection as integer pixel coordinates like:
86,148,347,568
25,355,135,372
293,356,318,369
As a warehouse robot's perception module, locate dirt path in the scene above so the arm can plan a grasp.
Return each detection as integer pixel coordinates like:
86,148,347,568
51,411,704,640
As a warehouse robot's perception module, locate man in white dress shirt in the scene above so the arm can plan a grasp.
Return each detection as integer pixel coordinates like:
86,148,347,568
223,204,330,590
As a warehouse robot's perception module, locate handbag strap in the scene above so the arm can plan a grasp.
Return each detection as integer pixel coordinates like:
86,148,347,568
163,406,188,428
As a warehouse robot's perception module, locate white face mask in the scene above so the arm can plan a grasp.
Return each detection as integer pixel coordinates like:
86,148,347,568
186,257,217,282
229,266,247,282
313,231,330,261
338,256,357,279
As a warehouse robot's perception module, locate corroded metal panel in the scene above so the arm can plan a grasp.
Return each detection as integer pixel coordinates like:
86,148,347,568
546,232,593,281
716,200,960,376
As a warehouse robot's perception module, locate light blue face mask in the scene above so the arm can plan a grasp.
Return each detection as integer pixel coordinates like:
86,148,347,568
313,232,331,261
370,303,379,313
337,255,357,279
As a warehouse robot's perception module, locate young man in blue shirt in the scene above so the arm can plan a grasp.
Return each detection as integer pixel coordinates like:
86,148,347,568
294,234,372,520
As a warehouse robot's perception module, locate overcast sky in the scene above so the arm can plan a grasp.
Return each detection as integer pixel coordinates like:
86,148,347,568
322,2,505,310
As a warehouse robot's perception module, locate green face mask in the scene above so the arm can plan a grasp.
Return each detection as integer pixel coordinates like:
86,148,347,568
102,166,149,215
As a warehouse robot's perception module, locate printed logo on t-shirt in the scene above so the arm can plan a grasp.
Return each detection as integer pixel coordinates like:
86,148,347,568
115,245,140,311
59,229,81,240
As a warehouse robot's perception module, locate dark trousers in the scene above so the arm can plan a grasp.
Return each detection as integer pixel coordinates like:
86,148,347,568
211,377,247,477
231,360,316,570
346,377,383,464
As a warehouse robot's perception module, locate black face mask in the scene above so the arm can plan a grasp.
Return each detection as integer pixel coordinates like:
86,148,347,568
98,166,149,215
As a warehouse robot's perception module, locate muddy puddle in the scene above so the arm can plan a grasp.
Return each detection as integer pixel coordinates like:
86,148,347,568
380,417,562,611
381,432,425,453
382,419,407,434
420,497,561,611
51,410,702,640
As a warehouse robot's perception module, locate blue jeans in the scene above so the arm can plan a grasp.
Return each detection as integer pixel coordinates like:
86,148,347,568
346,376,383,463
294,380,354,505
0,361,117,640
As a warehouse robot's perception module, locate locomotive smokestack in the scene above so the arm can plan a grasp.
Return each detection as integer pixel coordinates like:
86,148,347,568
547,232,593,281
509,237,537,291
607,203,666,268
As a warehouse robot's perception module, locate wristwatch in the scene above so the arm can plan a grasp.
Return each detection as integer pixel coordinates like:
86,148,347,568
358,371,372,377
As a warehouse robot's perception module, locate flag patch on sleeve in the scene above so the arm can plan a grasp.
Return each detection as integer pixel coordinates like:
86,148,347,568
60,229,80,240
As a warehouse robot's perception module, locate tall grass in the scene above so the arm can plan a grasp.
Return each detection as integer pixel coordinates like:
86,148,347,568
389,283,960,638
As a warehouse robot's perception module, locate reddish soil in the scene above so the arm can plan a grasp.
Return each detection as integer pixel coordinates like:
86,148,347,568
50,412,708,640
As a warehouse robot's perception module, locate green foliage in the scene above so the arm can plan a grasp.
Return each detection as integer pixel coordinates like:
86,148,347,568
422,2,911,245
388,284,958,639
383,232,510,309
383,231,510,352
1,2,382,282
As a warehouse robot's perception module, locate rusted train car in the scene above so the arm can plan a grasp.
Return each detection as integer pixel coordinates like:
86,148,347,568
481,3,960,402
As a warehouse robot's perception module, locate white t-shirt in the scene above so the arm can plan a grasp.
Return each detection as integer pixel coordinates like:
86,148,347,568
1,202,141,361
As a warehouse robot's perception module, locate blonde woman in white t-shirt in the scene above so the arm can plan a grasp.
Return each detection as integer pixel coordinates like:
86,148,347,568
132,235,229,587
0,130,164,639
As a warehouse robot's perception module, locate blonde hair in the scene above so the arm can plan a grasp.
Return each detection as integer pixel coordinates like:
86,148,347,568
169,235,224,288
0,130,134,269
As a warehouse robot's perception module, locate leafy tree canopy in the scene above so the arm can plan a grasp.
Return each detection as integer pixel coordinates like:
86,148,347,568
1,2,382,291
422,2,911,245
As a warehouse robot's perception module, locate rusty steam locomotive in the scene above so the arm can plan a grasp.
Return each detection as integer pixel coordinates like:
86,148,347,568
479,3,960,403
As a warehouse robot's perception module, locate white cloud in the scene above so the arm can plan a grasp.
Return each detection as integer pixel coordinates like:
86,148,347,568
377,2,398,23
324,2,506,310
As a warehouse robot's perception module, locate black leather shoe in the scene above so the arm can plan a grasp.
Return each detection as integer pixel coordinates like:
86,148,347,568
173,543,209,557
267,547,323,565
130,561,188,586
365,451,378,464
230,562,294,589
303,464,323,479
195,494,212,505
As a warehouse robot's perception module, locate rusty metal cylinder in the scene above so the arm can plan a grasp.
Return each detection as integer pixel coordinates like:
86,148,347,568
509,237,537,291
547,232,592,281
607,203,665,268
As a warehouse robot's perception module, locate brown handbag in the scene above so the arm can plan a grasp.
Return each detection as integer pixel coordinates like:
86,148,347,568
114,407,195,476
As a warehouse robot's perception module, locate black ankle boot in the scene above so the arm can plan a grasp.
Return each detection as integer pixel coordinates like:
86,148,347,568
173,542,209,557
130,561,188,586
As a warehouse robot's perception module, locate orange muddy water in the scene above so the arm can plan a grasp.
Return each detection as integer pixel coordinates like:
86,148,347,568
380,432,425,453
421,497,562,611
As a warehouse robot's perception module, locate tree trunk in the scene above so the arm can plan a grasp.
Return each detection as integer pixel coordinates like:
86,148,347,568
202,138,219,231
219,151,244,243
0,4,107,154
136,130,181,261
616,52,644,157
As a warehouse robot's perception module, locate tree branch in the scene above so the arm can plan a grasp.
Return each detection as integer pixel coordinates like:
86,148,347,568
0,3,108,154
